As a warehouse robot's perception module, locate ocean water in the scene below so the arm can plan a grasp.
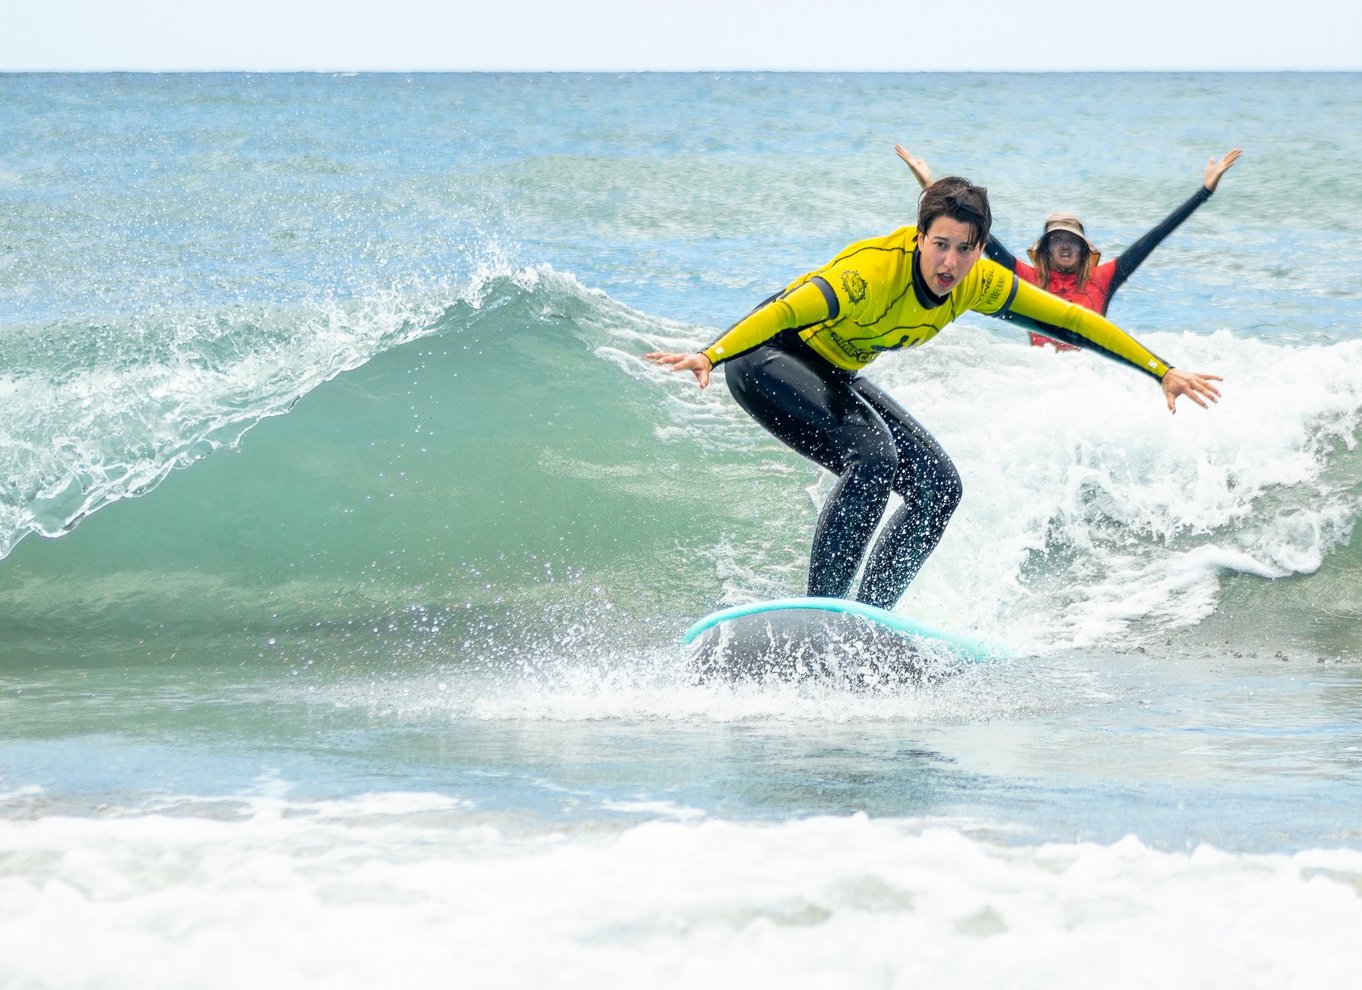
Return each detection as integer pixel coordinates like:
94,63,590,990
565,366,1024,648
2,71,1362,987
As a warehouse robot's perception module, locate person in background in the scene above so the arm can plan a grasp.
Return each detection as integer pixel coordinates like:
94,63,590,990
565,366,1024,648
895,145,1241,349
646,177,1221,610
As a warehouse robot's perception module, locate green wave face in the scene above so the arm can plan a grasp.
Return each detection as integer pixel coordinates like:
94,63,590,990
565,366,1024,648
0,273,800,666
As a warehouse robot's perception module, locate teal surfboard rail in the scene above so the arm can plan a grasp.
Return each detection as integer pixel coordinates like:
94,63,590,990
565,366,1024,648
682,596,998,661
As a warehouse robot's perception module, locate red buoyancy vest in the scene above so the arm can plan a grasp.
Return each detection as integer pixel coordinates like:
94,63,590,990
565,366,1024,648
1014,258,1118,313
1014,259,1119,349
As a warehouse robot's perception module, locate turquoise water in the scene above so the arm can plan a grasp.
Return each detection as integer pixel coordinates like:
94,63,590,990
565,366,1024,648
3,73,1362,987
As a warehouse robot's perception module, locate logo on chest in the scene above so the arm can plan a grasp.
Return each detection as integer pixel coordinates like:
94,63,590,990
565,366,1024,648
841,270,868,304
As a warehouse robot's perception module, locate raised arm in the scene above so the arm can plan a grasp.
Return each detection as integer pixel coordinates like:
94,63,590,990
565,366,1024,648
1110,148,1242,292
1203,148,1241,193
894,144,933,190
896,145,1017,270
982,232,1019,271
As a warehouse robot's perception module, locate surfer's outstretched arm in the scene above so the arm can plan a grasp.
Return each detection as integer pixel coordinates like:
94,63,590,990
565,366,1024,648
646,278,834,390
993,270,1223,413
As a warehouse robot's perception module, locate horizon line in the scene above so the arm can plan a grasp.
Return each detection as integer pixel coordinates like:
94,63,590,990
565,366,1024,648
4,66,1360,74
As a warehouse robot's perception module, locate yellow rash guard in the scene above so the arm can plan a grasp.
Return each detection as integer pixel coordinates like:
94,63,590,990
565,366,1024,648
700,225,1172,381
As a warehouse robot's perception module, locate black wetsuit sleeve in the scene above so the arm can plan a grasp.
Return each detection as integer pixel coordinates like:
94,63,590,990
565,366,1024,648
1109,185,1213,298
983,235,1019,271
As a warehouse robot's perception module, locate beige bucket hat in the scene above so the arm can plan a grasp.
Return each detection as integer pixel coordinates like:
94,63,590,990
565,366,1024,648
1027,212,1101,264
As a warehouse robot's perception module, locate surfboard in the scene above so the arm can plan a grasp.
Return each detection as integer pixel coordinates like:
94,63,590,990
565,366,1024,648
682,597,994,687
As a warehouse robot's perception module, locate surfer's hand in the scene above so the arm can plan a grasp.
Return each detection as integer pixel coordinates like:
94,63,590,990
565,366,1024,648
645,350,713,389
1161,368,1223,413
894,144,932,189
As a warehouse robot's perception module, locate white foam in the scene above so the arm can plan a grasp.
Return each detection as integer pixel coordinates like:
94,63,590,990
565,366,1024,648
1,802,1358,989
835,328,1362,650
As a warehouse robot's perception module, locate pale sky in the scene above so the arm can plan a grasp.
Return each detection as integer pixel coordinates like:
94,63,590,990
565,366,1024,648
5,0,1360,72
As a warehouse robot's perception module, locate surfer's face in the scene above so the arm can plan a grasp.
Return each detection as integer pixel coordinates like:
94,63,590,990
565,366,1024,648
1045,232,1087,274
917,218,983,296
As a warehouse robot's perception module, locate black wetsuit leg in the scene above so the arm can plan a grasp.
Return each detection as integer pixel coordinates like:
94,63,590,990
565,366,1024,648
724,334,962,606
847,377,962,609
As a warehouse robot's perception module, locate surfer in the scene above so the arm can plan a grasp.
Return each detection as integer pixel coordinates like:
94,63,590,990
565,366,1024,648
895,145,1241,349
645,177,1221,610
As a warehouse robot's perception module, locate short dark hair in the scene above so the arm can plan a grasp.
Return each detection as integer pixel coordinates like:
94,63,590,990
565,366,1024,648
916,176,992,247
